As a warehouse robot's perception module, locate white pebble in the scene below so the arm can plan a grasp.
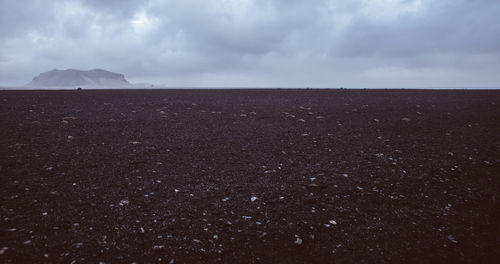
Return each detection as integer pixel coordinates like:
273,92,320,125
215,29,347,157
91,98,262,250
448,235,458,243
0,247,8,255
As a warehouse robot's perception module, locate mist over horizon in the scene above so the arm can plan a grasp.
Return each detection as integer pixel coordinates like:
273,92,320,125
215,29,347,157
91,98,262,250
1,0,500,88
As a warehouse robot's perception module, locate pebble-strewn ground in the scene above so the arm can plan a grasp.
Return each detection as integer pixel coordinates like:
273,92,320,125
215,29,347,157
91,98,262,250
1,89,499,263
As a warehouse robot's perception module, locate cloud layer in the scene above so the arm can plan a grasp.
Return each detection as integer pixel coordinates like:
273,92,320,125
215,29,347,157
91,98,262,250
1,0,499,87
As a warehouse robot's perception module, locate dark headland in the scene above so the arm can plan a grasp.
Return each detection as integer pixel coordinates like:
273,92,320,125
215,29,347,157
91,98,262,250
0,89,499,263
25,69,133,89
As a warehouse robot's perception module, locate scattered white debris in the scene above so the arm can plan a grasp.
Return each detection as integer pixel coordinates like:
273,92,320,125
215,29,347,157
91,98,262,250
128,141,141,145
342,174,348,177
7,228,17,232
448,235,458,243
242,216,252,220
239,114,247,117
356,186,364,191
140,227,145,233
222,197,230,202
324,224,331,228
310,177,316,182
448,152,454,157
401,117,410,121
67,136,73,140
329,220,337,225
297,119,306,122
74,242,83,248
42,212,48,216
174,189,179,193
24,240,32,245
44,253,48,258
375,153,384,158
250,196,258,202
119,200,129,206
213,234,219,240
294,237,303,245
153,245,165,249
279,196,285,200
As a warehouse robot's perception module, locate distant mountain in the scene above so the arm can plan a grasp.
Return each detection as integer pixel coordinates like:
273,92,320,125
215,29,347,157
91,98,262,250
26,69,133,88
133,83,156,88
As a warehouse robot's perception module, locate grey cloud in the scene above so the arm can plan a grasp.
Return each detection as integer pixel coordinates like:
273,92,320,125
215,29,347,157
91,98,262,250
0,1,57,38
1,0,499,87
341,2,500,56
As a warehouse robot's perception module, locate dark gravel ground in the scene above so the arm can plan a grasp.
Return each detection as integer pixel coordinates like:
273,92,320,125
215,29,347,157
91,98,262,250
0,89,499,263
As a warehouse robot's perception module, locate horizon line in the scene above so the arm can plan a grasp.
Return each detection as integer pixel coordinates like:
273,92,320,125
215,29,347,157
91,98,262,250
1,86,500,90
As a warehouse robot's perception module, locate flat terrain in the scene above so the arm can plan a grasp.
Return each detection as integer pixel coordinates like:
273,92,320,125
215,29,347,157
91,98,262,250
1,89,499,263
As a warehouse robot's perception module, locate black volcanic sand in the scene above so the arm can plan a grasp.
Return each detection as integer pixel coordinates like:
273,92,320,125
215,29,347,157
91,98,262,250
1,89,499,263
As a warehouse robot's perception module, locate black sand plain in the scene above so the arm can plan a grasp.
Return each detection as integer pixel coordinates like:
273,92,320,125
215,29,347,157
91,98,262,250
1,89,499,263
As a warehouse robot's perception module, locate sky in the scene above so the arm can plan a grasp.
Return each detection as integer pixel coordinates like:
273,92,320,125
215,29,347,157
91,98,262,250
1,0,499,88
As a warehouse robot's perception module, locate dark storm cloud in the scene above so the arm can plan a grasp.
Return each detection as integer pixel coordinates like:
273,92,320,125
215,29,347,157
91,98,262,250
1,0,499,87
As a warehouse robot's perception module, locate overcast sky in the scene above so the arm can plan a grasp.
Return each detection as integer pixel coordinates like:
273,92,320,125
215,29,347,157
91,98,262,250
1,0,499,88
